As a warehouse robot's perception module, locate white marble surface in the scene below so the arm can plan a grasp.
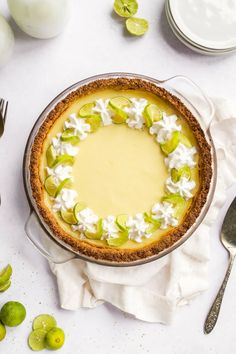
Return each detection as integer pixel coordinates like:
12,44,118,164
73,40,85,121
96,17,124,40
0,0,236,353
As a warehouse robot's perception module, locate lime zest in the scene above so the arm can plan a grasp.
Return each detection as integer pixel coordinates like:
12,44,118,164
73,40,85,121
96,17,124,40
107,230,129,247
113,0,138,18
126,17,149,36
28,329,47,351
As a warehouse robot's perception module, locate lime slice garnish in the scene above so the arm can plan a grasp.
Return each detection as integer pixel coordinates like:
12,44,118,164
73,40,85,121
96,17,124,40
0,301,26,327
107,231,128,247
160,131,180,155
143,104,162,127
44,176,58,197
171,166,191,183
113,0,138,18
146,222,161,234
52,155,74,168
45,327,65,350
79,102,95,117
85,219,103,240
61,209,77,225
126,17,149,36
33,314,57,332
116,214,128,231
28,329,47,351
73,202,87,221
144,212,161,226
61,129,80,145
162,194,185,217
55,178,72,197
86,115,101,132
46,145,57,168
0,264,12,286
109,97,130,124
0,322,6,342
0,280,11,293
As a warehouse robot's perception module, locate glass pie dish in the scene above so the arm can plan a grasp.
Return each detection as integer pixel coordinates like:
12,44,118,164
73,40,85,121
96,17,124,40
23,72,217,267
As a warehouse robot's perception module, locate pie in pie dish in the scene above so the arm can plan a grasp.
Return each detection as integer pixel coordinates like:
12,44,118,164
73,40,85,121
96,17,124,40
30,78,212,263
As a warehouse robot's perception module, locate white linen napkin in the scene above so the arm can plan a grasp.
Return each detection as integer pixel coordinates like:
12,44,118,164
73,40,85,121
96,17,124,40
49,98,236,324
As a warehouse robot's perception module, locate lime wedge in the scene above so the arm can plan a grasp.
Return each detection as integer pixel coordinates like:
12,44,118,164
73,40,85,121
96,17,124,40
45,327,65,351
61,129,80,145
113,0,138,18
86,115,101,132
109,97,131,124
52,155,74,168
143,104,162,127
144,212,161,226
171,166,191,183
44,176,58,197
61,209,77,225
107,231,128,247
116,214,128,231
79,102,95,117
0,280,11,293
33,314,57,332
161,131,180,155
0,265,12,286
162,194,185,217
85,219,103,240
0,322,6,342
28,329,47,351
55,178,72,197
73,202,87,221
126,17,149,36
46,145,57,168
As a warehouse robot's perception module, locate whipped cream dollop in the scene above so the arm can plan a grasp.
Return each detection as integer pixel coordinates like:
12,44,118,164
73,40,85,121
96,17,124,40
126,213,151,243
46,165,73,184
102,215,119,239
152,202,178,229
52,188,77,212
165,143,197,170
166,176,196,199
72,208,99,234
149,113,181,143
52,134,79,156
93,99,113,126
125,98,147,129
65,114,91,140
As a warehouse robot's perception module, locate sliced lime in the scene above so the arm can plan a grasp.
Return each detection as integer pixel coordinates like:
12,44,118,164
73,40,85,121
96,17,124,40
45,327,65,351
108,97,131,124
126,17,149,36
86,115,101,132
44,176,58,197
61,209,77,225
0,280,11,293
73,202,87,221
107,231,128,247
46,145,57,168
143,104,162,127
171,166,191,183
0,265,12,286
146,222,161,234
61,129,80,145
144,212,161,226
113,0,138,18
33,314,57,332
55,178,72,197
85,219,103,240
28,329,47,351
0,322,6,342
116,214,128,231
52,155,74,168
160,131,180,155
79,102,95,117
162,194,185,217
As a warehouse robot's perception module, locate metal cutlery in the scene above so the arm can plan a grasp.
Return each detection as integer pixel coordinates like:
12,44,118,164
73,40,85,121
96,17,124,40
0,98,8,138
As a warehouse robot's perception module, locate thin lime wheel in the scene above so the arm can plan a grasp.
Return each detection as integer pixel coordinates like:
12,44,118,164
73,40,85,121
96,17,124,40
0,264,12,286
44,176,58,197
33,314,57,332
85,219,103,240
143,104,162,127
28,329,47,351
126,17,149,36
73,202,87,221
113,0,138,18
109,97,130,123
46,145,57,168
55,178,72,197
160,131,180,155
107,231,128,247
171,166,191,182
61,209,77,225
61,129,80,145
52,155,74,168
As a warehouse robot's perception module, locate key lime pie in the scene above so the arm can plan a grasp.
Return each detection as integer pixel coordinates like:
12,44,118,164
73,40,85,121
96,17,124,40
30,78,212,263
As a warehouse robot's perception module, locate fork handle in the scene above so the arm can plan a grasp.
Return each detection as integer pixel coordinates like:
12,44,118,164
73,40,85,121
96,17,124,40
204,254,235,334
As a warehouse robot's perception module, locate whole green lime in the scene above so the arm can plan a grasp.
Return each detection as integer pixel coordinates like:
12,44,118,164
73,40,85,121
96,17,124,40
0,301,26,327
45,327,65,350
0,321,6,341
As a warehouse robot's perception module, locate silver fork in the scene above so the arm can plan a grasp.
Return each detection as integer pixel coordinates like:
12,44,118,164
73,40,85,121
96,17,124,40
0,98,8,138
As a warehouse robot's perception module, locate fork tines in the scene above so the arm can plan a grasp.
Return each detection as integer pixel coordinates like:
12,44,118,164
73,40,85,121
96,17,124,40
0,98,8,124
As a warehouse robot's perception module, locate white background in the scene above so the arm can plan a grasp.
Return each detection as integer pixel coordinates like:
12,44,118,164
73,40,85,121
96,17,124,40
0,0,236,353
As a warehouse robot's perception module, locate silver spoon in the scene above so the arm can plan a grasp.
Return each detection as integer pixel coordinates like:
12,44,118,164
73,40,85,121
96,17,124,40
204,197,236,334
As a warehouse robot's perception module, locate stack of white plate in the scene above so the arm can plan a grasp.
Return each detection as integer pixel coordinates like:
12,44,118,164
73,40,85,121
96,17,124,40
165,0,236,55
